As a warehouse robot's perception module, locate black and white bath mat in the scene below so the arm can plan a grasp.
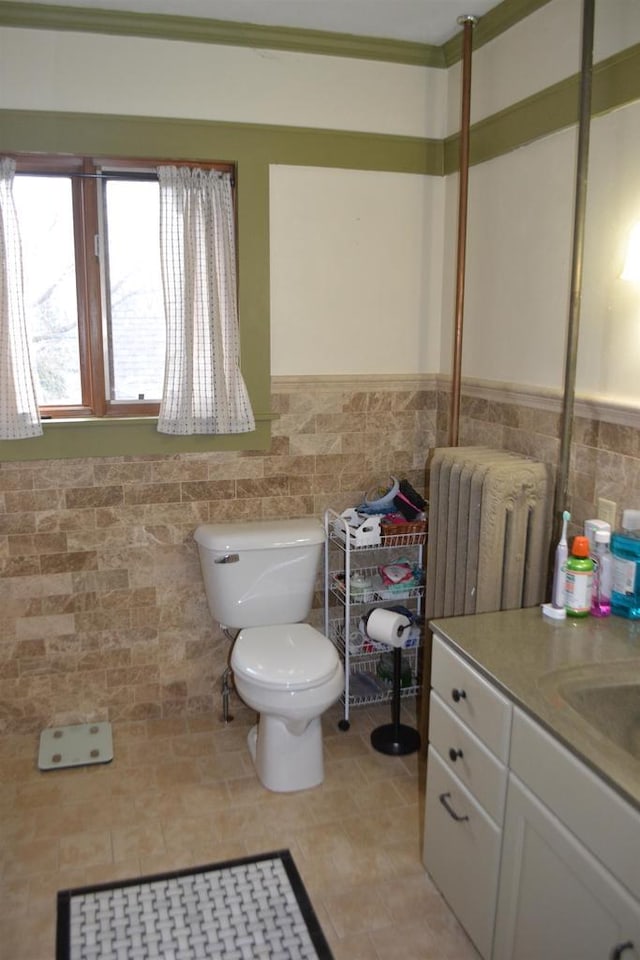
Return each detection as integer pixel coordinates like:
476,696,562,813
56,849,333,960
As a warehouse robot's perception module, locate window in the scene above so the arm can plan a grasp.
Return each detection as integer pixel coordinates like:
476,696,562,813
12,154,235,419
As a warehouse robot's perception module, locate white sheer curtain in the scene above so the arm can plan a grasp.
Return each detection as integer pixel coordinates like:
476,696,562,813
0,158,42,439
157,166,255,435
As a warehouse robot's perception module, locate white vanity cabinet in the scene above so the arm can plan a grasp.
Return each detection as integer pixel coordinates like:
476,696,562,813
493,709,640,960
423,634,512,959
425,630,640,960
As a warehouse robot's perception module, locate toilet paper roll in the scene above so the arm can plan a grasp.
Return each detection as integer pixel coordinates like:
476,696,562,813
365,608,411,648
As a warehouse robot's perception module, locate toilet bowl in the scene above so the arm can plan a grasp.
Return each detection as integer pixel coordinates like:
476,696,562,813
231,623,344,792
194,518,344,793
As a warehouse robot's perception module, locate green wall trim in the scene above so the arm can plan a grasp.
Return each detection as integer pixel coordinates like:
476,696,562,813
0,0,444,66
0,416,274,462
0,110,444,177
444,42,640,173
592,42,640,117
0,0,552,67
1,31,639,462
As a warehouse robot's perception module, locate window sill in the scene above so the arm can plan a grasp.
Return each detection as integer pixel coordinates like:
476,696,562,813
0,415,274,461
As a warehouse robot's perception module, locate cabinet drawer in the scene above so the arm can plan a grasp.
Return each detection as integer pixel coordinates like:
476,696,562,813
511,708,640,901
431,633,511,761
424,746,501,959
429,690,508,824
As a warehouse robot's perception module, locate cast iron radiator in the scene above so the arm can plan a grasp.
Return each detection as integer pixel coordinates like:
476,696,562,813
425,447,554,619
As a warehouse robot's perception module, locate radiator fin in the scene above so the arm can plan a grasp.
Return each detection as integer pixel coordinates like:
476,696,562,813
425,447,553,620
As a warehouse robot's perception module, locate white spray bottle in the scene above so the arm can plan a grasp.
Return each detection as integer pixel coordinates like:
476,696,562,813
552,510,571,609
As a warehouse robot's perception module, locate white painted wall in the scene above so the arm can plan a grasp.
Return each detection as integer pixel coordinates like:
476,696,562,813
446,0,640,136
445,101,640,402
1,2,640,404
0,27,444,138
578,101,640,405
269,165,444,375
446,0,582,135
444,0,640,403
443,128,576,389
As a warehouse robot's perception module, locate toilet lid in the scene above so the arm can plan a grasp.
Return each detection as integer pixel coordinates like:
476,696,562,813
231,623,339,691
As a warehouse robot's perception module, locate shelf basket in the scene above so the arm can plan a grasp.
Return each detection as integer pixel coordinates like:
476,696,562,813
380,519,427,547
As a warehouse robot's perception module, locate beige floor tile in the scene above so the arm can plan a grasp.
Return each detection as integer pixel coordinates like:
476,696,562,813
348,775,411,813
154,757,203,788
177,781,232,817
58,829,113,870
2,835,59,879
323,732,372,762
111,821,166,862
322,883,394,938
0,700,472,959
305,785,359,825
83,857,141,886
196,749,252,781
2,906,52,960
326,931,380,960
292,821,355,861
161,814,220,855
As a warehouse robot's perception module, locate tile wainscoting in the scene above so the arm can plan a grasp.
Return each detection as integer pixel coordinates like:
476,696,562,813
451,381,640,534
0,376,435,734
1,374,638,734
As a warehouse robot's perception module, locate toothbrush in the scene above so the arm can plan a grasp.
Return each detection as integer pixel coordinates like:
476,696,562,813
552,510,571,608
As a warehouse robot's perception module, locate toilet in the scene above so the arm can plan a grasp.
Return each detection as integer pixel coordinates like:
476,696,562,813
194,518,344,792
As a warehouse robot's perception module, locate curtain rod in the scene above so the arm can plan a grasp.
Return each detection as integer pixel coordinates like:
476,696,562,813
16,169,235,185
17,170,158,181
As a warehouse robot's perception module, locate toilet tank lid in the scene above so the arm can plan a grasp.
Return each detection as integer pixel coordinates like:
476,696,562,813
194,518,324,552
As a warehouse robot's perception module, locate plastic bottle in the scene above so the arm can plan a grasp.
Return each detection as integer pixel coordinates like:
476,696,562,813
565,536,594,618
590,529,612,618
611,509,640,619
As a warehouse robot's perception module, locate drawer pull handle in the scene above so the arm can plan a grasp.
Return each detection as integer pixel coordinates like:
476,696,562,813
610,942,634,959
451,688,467,703
448,748,463,762
439,791,469,822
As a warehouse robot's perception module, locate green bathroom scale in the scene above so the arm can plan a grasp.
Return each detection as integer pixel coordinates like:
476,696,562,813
38,722,114,771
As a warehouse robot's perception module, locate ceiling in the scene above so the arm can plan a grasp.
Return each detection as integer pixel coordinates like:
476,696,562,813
7,0,504,45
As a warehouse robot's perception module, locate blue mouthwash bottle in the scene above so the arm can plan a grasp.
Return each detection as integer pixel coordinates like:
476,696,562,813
611,509,640,619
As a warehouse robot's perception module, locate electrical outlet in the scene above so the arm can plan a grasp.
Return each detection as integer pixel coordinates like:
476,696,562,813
597,497,617,529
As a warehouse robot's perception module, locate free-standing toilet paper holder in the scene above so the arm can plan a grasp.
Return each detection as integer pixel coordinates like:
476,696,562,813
365,610,421,756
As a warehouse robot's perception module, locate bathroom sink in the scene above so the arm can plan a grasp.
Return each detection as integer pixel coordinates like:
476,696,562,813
560,680,640,761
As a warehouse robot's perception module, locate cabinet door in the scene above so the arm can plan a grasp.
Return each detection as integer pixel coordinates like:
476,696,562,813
493,773,640,960
424,746,502,959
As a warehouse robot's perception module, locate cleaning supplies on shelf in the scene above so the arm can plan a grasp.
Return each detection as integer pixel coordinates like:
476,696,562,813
392,479,427,521
565,535,594,618
611,509,640,619
378,558,423,598
590,529,612,618
332,508,382,547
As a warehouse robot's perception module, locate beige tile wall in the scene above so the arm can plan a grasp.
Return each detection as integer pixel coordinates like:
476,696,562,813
2,375,637,736
451,390,640,532
0,378,435,734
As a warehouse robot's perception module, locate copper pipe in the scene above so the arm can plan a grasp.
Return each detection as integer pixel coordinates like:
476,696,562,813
553,0,594,550
449,15,477,447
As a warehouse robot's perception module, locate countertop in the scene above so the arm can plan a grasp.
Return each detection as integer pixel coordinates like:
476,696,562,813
429,607,640,812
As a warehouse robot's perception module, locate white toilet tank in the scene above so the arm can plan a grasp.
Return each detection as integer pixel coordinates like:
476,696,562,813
194,518,325,628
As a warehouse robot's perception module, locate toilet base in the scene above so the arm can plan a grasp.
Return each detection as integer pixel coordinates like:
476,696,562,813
247,715,324,793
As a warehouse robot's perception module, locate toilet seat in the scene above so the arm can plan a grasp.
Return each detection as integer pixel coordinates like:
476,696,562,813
232,623,339,691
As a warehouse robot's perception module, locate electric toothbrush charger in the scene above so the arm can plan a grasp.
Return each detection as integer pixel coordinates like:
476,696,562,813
541,602,566,620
